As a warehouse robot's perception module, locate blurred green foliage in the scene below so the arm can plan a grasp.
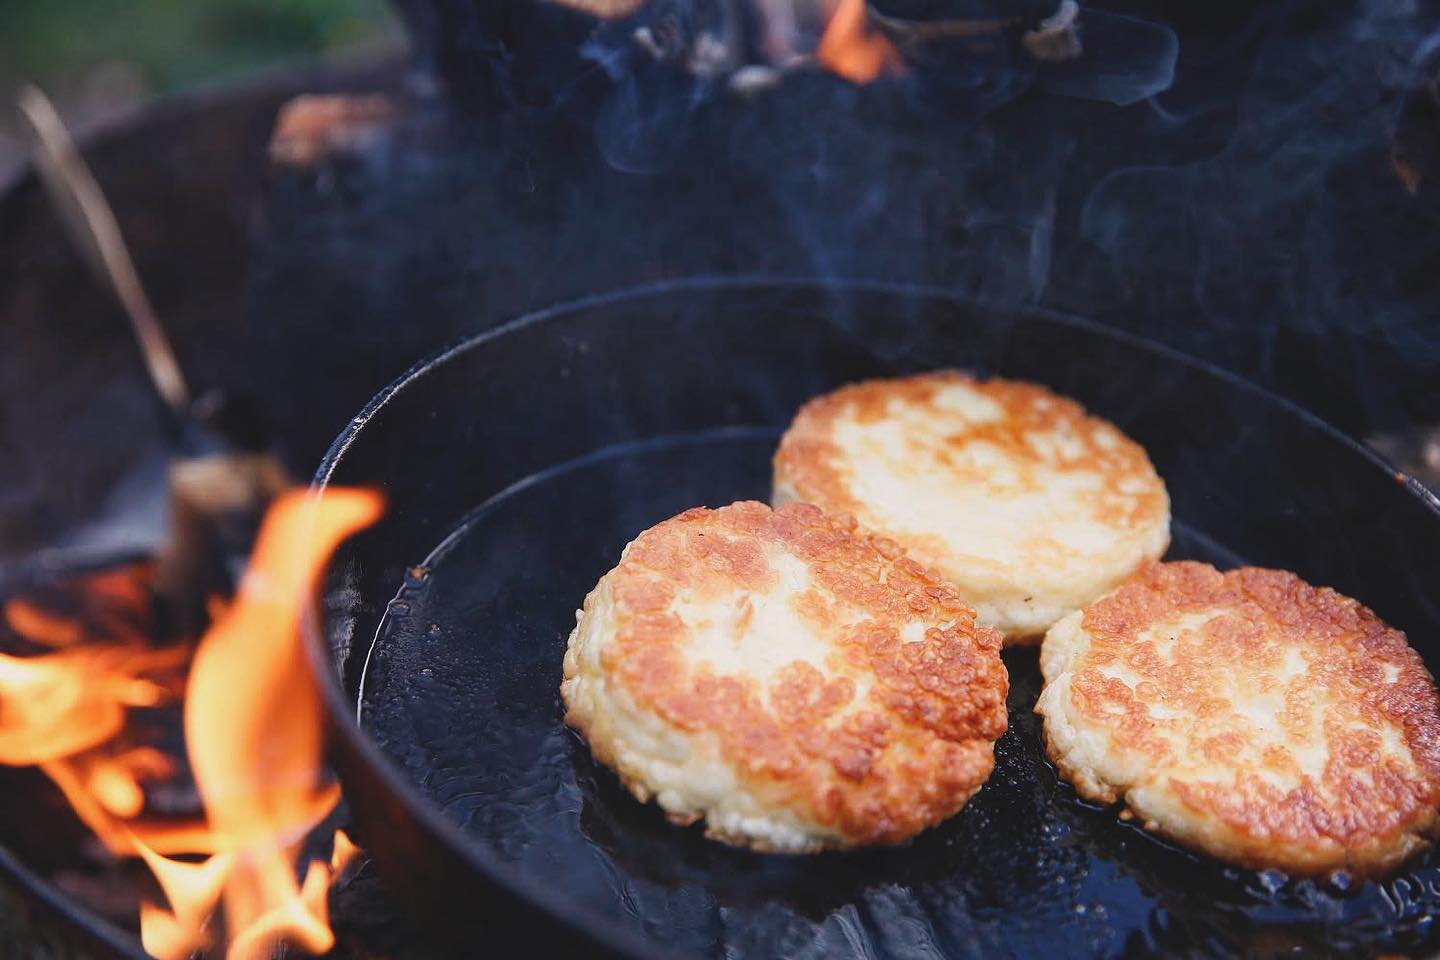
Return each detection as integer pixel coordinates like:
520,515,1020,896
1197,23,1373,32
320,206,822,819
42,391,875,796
0,0,398,95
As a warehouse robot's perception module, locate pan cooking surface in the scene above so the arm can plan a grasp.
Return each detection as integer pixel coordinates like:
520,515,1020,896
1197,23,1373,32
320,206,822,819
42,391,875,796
358,426,1440,958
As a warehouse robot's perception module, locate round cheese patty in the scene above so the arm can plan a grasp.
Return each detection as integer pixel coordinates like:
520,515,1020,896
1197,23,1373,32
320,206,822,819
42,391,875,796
773,372,1171,642
1037,561,1440,876
561,501,1008,851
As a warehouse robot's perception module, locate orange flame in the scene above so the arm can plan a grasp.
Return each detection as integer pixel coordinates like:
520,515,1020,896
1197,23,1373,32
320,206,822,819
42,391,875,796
2,570,199,856
0,488,382,959
817,0,902,84
140,488,382,960
5,600,85,647
0,645,180,764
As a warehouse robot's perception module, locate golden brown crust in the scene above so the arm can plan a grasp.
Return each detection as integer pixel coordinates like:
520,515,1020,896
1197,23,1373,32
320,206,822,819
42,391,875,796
1045,561,1440,875
589,501,1008,847
772,372,1170,641
774,371,1167,536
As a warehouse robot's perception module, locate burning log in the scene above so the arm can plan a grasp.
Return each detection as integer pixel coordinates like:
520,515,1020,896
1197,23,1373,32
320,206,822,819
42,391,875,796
391,0,1173,113
157,452,290,638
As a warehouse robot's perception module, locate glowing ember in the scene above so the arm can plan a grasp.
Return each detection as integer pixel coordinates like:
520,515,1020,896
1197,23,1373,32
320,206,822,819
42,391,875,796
817,0,902,84
0,488,382,958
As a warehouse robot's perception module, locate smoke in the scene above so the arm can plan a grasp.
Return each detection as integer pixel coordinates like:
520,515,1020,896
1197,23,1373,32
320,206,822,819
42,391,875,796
574,0,1440,434
1076,0,1440,432
251,0,1440,469
581,49,1085,301
570,2,1176,306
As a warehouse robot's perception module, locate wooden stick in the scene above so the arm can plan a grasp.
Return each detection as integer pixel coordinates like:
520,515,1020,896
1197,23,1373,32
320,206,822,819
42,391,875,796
16,87,293,630
16,85,192,417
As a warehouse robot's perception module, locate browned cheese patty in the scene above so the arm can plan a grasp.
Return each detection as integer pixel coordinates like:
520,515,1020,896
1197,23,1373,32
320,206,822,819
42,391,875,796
773,372,1170,643
561,501,1009,851
1037,561,1440,876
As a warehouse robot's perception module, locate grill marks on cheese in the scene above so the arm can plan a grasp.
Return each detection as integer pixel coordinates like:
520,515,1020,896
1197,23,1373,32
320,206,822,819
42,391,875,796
562,501,1008,850
1037,561,1440,875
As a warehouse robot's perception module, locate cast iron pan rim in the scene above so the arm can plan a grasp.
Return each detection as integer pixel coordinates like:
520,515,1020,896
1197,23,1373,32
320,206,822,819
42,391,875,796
0,842,146,959
314,275,1440,518
304,274,1440,960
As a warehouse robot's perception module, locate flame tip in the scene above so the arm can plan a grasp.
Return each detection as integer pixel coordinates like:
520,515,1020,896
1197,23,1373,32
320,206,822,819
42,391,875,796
817,0,902,84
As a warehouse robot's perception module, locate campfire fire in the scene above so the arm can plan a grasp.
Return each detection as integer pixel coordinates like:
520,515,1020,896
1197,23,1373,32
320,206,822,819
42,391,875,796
552,0,902,84
817,0,901,83
0,489,382,959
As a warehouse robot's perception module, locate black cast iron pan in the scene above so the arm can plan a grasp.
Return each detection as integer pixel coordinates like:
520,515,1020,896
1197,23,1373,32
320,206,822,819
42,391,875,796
308,277,1440,959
